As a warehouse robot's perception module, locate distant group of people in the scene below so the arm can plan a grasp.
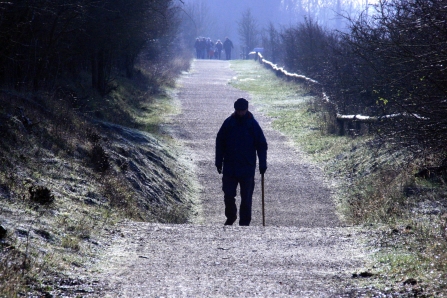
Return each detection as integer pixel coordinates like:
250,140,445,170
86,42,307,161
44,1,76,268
194,37,234,60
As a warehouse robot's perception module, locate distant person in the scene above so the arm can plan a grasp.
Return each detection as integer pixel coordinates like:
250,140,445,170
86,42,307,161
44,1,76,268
199,37,207,59
223,37,234,60
194,38,200,59
215,98,268,226
207,38,215,59
206,38,212,59
215,40,223,60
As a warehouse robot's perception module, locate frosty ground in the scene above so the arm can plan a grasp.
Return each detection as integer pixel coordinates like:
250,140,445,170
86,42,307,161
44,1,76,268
88,60,370,297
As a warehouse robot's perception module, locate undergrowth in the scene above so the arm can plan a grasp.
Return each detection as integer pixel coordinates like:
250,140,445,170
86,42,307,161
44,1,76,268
229,60,447,296
0,56,195,296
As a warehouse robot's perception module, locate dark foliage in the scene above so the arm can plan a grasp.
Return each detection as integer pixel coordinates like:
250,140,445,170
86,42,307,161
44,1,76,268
279,0,447,163
237,8,259,56
281,18,336,80
261,22,283,64
0,226,6,239
341,0,447,156
0,0,183,95
91,144,110,172
29,185,54,205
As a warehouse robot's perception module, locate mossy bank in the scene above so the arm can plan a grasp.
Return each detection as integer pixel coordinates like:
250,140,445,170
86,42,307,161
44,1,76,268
0,69,198,296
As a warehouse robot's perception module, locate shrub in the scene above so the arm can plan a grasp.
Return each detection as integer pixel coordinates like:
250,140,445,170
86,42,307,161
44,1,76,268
91,144,110,172
29,186,54,205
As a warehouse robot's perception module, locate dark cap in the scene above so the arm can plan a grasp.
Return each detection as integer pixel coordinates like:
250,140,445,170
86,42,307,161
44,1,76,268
234,98,248,110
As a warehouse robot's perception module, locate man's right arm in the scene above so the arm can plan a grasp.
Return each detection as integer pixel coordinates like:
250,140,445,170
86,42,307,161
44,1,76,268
215,122,227,174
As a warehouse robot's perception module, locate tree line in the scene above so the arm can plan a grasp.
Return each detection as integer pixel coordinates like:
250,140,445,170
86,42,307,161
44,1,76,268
259,0,447,164
0,0,185,95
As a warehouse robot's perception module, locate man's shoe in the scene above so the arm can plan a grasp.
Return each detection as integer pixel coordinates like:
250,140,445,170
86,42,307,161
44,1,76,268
224,217,237,225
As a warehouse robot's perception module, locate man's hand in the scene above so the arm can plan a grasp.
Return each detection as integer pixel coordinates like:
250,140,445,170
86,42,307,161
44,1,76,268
260,167,267,175
217,167,222,174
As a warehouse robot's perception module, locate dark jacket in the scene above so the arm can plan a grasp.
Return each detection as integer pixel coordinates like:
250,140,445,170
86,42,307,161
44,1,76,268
223,39,233,51
215,111,267,177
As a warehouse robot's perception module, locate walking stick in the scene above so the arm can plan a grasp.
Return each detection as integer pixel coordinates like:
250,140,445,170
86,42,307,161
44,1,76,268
261,173,265,226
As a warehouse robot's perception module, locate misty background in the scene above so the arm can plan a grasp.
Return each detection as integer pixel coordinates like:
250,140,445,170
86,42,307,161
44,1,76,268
180,0,374,59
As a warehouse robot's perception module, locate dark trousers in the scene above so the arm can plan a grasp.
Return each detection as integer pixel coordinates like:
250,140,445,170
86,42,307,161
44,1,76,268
225,50,231,60
222,175,255,226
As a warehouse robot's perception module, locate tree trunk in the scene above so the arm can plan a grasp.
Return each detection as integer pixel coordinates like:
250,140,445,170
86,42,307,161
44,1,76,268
126,54,135,78
91,50,107,95
97,50,106,95
91,52,98,89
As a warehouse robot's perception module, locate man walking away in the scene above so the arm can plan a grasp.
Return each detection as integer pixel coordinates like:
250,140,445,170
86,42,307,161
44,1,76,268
223,37,234,60
215,98,268,226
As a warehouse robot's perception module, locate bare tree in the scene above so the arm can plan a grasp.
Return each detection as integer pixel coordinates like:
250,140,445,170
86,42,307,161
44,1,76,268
261,22,283,64
182,0,216,38
280,0,306,23
279,0,371,29
280,0,447,163
237,8,259,58
343,0,447,157
281,17,334,78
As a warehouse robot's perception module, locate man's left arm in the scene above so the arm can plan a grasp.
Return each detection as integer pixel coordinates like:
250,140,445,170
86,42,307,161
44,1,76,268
254,121,268,174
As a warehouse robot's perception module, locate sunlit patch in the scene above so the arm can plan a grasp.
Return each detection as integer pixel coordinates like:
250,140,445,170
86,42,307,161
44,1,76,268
239,78,255,82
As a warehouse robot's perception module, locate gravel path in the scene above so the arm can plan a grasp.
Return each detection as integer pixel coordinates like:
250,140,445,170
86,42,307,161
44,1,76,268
172,60,340,227
91,60,368,297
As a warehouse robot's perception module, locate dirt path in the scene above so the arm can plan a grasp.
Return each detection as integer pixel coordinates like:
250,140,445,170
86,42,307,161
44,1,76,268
171,60,340,227
90,60,368,297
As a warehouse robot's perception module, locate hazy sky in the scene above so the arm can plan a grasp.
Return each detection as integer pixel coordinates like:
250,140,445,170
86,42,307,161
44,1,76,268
182,0,282,40
181,0,374,53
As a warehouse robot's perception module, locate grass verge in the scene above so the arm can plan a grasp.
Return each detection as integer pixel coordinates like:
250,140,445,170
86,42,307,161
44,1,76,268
229,60,447,296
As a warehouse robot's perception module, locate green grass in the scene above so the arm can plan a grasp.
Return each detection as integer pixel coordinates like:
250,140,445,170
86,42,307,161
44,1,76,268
229,60,358,163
